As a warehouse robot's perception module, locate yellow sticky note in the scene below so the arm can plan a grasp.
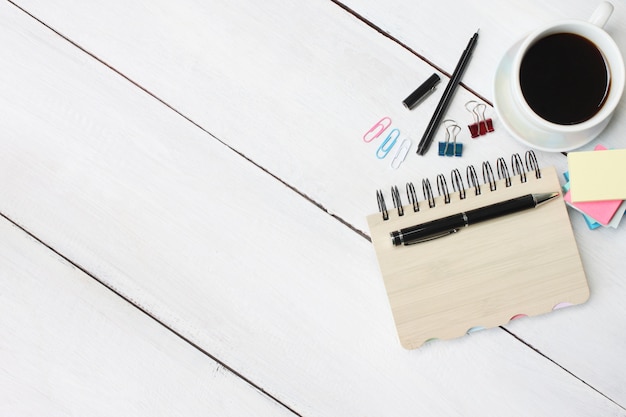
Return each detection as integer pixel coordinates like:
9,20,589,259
568,149,626,202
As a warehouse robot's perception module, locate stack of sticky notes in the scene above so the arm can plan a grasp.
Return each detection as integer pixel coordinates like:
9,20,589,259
564,146,626,229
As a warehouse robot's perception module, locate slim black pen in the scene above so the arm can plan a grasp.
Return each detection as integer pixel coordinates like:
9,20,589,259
390,192,558,246
416,30,479,155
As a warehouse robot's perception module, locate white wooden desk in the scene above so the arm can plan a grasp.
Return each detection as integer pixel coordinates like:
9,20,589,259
1,1,625,415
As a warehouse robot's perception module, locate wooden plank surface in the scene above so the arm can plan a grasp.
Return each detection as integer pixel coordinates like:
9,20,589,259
2,0,626,415
341,0,626,131
11,0,626,404
6,0,572,246
0,216,295,416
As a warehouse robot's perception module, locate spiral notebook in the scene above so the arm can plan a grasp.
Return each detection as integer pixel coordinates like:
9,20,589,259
366,151,589,349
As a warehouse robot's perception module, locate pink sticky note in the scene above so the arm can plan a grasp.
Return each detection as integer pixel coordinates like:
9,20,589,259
564,190,622,225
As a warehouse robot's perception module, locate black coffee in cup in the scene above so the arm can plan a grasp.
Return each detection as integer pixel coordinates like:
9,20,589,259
519,33,609,125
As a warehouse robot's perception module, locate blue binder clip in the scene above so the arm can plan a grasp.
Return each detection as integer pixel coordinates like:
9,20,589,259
438,121,462,157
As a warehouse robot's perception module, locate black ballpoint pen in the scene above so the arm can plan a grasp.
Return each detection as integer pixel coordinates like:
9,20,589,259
416,30,479,155
390,192,559,246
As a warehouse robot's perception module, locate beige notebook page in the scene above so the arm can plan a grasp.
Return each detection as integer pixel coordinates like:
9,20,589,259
367,166,589,349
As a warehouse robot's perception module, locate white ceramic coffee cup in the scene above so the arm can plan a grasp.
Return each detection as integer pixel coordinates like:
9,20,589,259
494,2,624,152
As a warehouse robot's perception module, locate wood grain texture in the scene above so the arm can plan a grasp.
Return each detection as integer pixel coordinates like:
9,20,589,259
367,166,589,348
0,216,295,417
341,0,626,131
11,0,626,405
9,0,572,235
1,0,626,415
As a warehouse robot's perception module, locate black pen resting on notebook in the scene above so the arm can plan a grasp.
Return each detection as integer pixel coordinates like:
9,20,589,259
416,30,479,155
390,192,559,246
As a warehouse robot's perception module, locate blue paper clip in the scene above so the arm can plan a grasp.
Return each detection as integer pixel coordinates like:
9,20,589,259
438,121,462,157
376,128,400,159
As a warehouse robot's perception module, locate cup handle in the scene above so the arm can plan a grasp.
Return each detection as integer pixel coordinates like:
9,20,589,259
589,2,614,28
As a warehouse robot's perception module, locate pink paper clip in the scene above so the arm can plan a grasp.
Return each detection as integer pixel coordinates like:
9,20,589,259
363,117,392,143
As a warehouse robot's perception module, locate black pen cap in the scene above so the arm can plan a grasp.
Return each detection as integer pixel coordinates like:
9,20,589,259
402,73,441,110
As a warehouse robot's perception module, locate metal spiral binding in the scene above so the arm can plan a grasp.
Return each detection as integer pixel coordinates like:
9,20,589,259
422,178,436,208
376,189,388,221
391,185,404,217
451,168,466,200
496,157,512,187
406,182,419,212
375,151,542,220
482,161,496,191
511,153,527,183
436,174,451,204
525,150,541,179
466,165,481,196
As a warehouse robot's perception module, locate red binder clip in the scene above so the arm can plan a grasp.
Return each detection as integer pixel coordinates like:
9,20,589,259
466,101,480,138
466,101,494,137
476,103,494,134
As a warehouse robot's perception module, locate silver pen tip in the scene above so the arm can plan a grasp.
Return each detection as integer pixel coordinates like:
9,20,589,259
534,192,560,206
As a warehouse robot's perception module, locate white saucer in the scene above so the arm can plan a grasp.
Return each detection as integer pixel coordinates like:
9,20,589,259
493,43,595,152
